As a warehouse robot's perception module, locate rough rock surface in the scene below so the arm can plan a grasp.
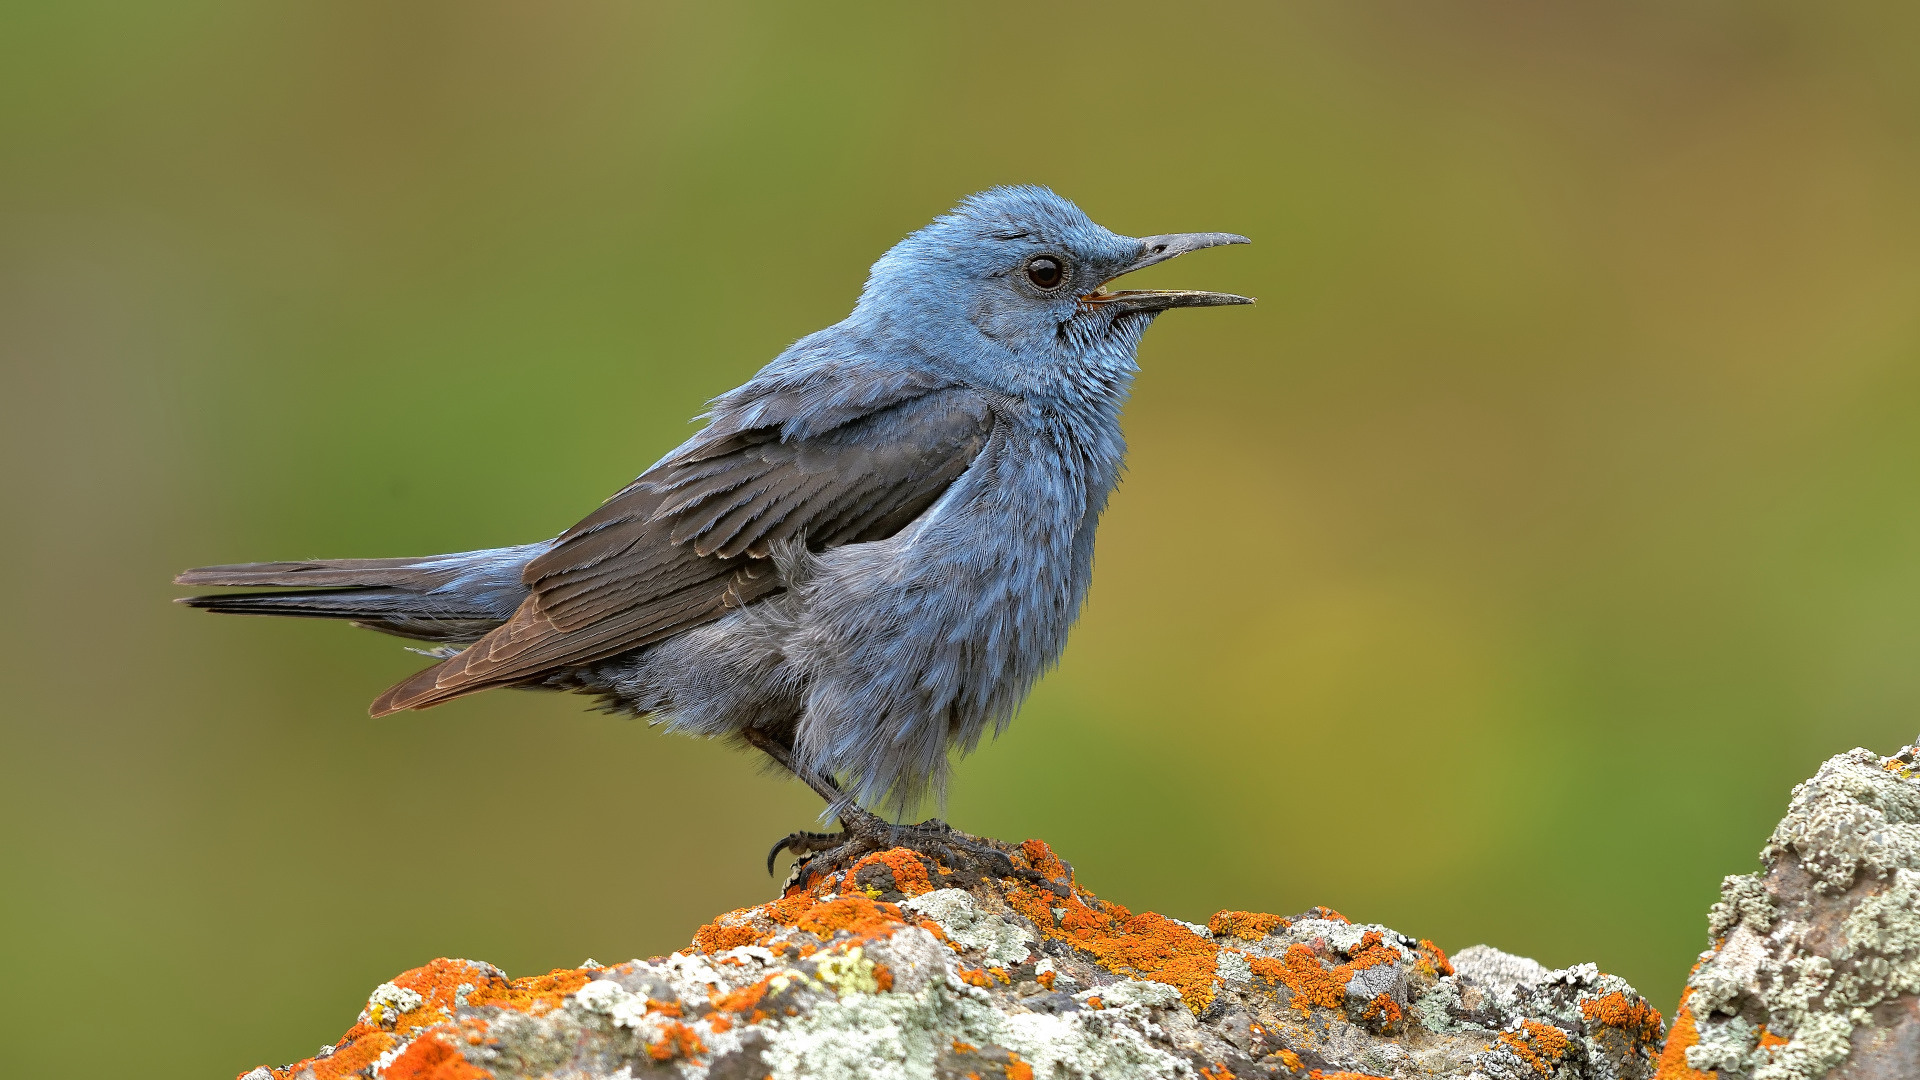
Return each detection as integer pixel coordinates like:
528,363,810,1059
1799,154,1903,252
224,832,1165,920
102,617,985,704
241,837,1661,1080
1657,741,1920,1080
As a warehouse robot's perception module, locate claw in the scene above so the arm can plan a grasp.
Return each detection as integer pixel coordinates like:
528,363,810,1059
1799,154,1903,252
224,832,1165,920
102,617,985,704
766,828,849,876
758,811,1063,896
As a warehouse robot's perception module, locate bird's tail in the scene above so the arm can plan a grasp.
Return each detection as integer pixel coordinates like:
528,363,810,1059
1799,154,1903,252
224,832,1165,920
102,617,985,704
175,543,548,644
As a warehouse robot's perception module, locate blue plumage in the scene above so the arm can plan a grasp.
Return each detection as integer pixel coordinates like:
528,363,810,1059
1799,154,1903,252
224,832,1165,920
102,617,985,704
178,187,1250,821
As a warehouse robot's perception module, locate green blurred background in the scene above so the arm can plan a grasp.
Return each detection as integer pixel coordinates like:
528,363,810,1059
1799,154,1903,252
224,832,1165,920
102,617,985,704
5,2,1920,1075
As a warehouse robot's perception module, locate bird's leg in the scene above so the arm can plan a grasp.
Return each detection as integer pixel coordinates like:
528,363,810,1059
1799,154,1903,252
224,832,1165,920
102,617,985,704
741,727,877,873
741,726,843,804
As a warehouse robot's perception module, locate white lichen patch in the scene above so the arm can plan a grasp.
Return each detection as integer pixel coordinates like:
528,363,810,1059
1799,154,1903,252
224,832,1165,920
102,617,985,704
1215,947,1252,988
759,986,962,1080
900,888,1034,966
567,977,660,1035
1074,979,1182,1010
994,1006,1186,1079
365,982,423,1026
1448,944,1551,1016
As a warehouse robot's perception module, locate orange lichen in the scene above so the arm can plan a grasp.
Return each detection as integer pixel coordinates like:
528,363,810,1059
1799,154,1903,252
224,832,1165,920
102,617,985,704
311,1033,397,1080
1250,933,1403,1019
1207,910,1286,940
1417,939,1453,977
1199,1064,1237,1080
257,960,604,1079
1497,1020,1571,1077
952,1040,978,1054
1308,1072,1391,1080
710,976,773,1015
1362,992,1402,1029
1275,1049,1304,1070
1251,945,1348,1014
874,964,895,991
788,894,911,944
465,967,591,1015
1036,969,1056,990
850,848,935,897
1758,1026,1788,1049
1582,991,1663,1044
1008,873,1222,1012
1086,995,1104,1009
381,1033,492,1080
693,914,762,954
1654,991,1716,1080
958,967,994,988
1017,838,1070,881
645,1021,706,1062
1004,1051,1035,1080
1306,906,1349,924
708,1015,733,1034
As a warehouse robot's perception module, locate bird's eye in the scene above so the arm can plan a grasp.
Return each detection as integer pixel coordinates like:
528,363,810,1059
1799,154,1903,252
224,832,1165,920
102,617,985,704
1024,255,1067,291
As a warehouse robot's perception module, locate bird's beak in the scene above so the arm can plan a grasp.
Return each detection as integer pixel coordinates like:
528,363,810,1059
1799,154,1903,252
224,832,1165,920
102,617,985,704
1081,232,1255,314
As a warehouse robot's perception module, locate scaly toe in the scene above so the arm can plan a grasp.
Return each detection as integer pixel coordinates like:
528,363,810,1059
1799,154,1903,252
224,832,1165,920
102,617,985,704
765,828,850,876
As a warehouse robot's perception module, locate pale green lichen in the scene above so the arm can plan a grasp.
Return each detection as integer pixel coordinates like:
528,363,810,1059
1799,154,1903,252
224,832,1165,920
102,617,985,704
1215,947,1252,989
1073,979,1181,1010
759,986,951,1080
1707,872,1776,939
1685,744,1920,1080
1841,868,1920,992
815,946,884,996
899,888,1033,967
1762,748,1920,895
1409,979,1475,1035
756,978,1186,1080
1684,1013,1760,1074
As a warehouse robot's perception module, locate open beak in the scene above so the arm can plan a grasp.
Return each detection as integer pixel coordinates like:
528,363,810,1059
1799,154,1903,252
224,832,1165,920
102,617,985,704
1081,232,1254,315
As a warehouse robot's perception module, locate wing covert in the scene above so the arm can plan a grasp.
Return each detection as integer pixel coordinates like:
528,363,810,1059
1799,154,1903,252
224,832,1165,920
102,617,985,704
368,385,994,715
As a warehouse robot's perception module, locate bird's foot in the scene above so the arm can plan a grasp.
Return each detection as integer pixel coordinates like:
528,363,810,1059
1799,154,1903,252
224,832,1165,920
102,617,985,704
768,810,1065,896
764,828,852,876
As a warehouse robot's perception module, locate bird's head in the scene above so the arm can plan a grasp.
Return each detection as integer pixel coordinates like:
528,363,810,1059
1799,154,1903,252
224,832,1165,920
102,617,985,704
856,186,1251,395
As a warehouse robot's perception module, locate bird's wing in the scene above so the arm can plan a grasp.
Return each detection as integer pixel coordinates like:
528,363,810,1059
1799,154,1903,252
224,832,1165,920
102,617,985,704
369,383,995,715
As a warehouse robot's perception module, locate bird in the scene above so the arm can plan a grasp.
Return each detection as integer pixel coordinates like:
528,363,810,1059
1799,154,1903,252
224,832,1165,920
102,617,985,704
177,186,1251,872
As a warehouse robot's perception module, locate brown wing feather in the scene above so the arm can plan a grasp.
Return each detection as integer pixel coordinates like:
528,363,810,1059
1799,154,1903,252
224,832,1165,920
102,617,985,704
368,387,994,715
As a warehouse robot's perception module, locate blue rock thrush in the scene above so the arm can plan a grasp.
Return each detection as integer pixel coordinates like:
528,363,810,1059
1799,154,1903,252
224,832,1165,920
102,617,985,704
178,187,1251,871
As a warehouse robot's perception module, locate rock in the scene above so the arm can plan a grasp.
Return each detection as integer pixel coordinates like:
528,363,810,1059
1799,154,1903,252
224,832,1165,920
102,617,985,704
1657,741,1920,1080
238,838,1662,1080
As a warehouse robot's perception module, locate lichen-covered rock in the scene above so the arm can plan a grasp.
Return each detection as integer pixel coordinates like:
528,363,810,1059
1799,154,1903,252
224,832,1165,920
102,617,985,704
1657,741,1920,1080
241,837,1661,1080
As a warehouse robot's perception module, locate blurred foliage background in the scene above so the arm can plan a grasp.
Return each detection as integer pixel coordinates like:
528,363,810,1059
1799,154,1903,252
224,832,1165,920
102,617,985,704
5,2,1920,1075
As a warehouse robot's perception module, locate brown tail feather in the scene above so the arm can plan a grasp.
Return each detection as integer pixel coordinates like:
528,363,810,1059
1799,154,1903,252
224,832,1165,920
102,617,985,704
369,657,488,716
175,557,444,589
